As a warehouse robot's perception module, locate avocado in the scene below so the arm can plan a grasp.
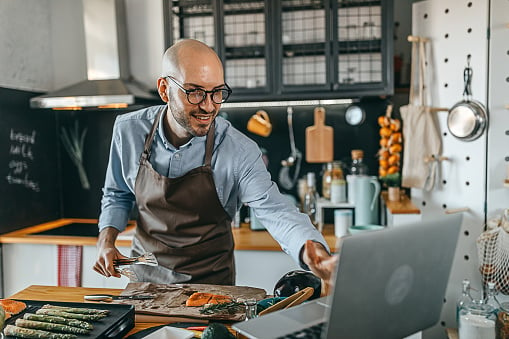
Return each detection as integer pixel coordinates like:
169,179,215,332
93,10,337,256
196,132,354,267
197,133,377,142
202,323,235,339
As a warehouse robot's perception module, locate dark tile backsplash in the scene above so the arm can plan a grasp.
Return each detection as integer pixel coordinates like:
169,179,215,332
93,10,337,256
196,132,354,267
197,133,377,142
0,87,390,230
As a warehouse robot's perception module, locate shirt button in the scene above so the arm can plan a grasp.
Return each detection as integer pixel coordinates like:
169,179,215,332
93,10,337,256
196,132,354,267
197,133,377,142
174,153,180,159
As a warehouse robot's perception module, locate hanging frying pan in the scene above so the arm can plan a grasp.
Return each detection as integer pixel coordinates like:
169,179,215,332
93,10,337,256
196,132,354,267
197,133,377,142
447,57,488,141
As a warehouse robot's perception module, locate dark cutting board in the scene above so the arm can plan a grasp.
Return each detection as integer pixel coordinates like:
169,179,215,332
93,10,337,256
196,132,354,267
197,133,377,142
113,282,267,322
5,300,134,339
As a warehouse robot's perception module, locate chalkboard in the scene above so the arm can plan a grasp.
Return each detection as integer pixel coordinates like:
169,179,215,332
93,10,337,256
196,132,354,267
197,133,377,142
0,88,60,233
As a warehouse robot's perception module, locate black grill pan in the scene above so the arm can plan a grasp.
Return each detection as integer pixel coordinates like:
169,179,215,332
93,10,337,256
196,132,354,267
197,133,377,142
5,299,135,339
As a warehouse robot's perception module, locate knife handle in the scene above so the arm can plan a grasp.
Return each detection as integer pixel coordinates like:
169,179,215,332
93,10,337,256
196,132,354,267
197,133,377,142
84,295,114,302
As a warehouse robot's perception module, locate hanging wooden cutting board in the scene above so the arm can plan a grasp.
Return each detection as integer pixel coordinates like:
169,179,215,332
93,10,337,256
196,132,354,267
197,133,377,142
305,107,334,163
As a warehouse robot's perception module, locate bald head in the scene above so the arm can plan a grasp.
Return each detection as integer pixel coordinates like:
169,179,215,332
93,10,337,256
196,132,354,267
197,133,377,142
161,39,223,80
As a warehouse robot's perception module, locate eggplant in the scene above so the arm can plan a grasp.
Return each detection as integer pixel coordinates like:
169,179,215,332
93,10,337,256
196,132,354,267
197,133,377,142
273,270,321,300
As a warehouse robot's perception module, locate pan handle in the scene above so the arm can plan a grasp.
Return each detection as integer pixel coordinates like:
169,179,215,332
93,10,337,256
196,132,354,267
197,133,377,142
463,56,473,101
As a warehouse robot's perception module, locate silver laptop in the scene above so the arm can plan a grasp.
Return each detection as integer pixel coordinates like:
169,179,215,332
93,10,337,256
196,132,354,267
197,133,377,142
233,214,462,339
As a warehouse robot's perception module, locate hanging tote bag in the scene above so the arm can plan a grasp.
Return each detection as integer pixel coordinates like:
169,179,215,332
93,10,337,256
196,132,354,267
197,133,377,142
400,39,442,191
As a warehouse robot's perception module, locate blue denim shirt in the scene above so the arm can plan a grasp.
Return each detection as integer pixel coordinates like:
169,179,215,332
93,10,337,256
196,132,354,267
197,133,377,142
98,105,328,267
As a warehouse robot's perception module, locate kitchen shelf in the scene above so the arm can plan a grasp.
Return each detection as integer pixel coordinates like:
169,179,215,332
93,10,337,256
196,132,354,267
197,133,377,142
225,46,266,59
338,0,381,8
337,39,382,53
283,42,327,57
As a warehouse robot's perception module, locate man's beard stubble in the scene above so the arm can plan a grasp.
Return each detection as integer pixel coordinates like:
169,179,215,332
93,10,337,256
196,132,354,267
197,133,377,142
168,97,217,138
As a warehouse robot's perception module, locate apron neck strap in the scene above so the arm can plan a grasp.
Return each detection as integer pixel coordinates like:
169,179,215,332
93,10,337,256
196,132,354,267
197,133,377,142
204,122,215,166
141,107,215,166
141,107,165,161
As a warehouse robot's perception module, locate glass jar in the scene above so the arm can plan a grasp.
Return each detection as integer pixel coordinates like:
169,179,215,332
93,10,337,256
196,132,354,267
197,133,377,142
496,310,509,339
322,161,344,199
459,299,496,339
350,149,368,176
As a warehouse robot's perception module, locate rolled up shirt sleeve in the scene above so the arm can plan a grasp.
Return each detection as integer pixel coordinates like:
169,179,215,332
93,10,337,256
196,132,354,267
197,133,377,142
98,116,137,233
236,139,329,269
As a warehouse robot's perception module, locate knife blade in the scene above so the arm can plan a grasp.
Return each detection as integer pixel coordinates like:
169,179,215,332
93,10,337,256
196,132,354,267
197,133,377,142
84,294,154,302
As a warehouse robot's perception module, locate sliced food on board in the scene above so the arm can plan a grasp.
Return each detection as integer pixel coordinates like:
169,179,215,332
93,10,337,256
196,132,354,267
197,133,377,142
0,299,27,319
185,292,233,307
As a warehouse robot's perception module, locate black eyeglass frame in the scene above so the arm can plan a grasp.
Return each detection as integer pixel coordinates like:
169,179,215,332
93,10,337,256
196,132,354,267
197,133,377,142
165,76,232,105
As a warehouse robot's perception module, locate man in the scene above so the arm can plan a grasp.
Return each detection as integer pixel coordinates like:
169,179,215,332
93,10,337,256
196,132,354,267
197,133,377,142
94,39,336,292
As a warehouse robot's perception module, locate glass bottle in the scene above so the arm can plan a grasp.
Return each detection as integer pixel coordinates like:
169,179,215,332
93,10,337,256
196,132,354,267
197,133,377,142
244,298,257,320
459,299,496,339
303,172,318,226
322,161,344,199
485,282,500,315
457,279,473,323
350,149,369,176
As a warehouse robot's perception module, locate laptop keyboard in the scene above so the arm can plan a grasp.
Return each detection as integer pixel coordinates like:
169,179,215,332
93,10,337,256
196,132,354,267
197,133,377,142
277,322,326,339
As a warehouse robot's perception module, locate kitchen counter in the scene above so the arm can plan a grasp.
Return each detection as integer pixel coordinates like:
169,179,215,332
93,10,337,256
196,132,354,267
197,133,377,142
0,218,339,252
10,285,456,339
381,191,420,215
0,219,338,296
7,285,221,337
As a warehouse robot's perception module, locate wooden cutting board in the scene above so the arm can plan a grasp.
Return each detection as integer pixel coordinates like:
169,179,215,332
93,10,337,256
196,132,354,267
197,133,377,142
305,107,334,163
114,282,267,322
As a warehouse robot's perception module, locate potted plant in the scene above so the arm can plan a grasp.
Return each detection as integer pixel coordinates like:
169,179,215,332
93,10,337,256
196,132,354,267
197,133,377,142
380,173,402,202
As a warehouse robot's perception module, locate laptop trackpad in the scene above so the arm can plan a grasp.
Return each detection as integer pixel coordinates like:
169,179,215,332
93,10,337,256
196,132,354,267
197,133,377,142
281,301,328,323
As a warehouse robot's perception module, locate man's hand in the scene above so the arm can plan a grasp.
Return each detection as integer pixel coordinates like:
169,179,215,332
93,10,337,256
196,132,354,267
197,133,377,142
303,240,339,296
93,227,127,278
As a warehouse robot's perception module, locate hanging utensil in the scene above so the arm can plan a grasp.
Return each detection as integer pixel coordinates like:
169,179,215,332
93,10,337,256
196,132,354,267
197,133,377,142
278,107,302,190
447,56,488,141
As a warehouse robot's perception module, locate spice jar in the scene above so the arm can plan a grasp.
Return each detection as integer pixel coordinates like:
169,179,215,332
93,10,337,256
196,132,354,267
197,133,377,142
322,161,344,199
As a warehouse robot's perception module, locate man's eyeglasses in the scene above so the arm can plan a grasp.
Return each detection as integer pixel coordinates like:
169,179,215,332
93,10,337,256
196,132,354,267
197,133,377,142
166,76,232,105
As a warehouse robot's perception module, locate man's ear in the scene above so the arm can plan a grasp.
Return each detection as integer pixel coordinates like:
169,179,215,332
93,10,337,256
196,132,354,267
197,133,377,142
157,77,169,103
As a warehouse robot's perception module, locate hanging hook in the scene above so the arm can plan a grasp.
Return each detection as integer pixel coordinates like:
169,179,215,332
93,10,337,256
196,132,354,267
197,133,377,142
463,55,473,99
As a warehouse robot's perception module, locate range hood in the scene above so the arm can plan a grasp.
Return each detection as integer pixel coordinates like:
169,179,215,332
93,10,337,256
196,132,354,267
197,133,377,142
30,0,159,109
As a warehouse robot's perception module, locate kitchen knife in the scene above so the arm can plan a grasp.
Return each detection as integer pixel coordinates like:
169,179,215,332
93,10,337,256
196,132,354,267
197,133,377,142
84,294,154,302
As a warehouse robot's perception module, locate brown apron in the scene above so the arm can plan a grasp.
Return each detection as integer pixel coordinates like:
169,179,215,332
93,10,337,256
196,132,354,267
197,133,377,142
131,108,235,285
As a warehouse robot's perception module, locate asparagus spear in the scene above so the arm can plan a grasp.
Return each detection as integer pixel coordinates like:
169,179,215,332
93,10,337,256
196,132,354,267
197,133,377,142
41,304,109,316
23,313,93,330
16,318,90,335
36,308,105,321
4,324,77,339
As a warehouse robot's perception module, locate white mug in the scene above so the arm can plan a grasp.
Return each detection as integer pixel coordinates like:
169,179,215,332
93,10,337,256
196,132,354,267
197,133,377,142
334,209,353,238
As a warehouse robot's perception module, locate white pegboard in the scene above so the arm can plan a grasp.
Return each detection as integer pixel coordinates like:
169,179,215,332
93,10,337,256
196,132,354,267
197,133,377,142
487,1,509,213
409,1,491,338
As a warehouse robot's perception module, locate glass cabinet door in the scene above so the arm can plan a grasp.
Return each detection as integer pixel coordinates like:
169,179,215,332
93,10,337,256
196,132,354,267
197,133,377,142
278,0,331,93
332,0,389,93
169,0,216,48
222,0,270,94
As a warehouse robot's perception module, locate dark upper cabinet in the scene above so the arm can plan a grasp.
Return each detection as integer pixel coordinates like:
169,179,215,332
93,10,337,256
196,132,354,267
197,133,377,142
165,0,393,101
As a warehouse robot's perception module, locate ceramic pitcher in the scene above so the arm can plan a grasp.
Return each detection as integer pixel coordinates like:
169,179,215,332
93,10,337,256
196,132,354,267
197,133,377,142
347,175,381,225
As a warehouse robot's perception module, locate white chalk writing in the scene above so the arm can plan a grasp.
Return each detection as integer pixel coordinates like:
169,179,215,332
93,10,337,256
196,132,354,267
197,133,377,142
6,129,40,192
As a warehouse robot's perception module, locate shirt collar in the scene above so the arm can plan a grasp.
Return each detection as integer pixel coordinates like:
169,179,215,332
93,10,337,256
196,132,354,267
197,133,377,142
157,106,207,150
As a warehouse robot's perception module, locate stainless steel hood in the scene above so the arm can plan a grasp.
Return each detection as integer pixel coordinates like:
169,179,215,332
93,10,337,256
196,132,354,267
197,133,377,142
30,0,158,109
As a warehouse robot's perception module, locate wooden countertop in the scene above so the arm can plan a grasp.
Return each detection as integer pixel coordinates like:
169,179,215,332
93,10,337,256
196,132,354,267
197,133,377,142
11,285,456,338
381,191,421,214
0,219,339,252
8,285,210,337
